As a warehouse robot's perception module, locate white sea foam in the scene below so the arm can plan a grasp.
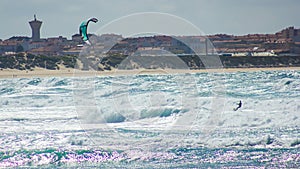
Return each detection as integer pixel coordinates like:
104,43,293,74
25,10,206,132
0,70,299,152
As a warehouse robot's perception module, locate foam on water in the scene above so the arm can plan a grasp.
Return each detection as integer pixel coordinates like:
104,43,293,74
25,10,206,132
0,70,299,167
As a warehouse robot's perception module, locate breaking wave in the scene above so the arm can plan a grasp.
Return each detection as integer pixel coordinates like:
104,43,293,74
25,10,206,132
0,70,299,167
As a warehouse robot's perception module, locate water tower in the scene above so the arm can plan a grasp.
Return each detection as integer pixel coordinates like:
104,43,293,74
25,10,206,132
29,15,42,41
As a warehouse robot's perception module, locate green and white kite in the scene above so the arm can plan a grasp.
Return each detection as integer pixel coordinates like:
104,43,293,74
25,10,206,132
79,17,98,45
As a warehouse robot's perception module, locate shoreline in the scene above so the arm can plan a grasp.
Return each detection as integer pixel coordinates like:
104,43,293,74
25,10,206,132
0,67,300,79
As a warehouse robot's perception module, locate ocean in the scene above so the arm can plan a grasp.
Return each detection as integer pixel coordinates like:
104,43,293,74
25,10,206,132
0,70,299,168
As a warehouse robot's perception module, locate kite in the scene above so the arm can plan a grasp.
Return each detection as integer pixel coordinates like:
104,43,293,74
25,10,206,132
79,17,98,45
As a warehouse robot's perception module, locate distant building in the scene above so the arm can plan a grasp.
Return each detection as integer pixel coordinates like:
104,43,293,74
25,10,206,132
8,36,30,41
276,26,300,42
0,41,18,54
47,36,68,45
29,15,42,41
1,22,300,56
72,34,82,43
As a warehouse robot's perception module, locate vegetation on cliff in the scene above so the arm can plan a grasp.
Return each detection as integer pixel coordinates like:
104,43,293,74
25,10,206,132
98,53,300,70
0,52,300,71
0,53,77,70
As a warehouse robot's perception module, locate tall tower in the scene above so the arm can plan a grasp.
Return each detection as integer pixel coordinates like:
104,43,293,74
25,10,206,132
29,15,42,41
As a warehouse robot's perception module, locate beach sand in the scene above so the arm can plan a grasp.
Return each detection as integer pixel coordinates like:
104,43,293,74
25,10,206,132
0,67,300,79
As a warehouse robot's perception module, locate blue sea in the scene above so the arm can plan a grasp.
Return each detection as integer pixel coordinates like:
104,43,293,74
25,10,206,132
0,70,299,168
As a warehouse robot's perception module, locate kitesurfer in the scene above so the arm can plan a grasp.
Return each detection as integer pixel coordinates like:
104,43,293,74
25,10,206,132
234,100,242,111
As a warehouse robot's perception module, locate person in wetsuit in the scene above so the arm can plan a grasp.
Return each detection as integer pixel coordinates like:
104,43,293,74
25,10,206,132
234,100,242,111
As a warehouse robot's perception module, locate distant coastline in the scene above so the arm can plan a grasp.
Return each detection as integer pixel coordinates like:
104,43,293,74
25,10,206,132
1,26,300,78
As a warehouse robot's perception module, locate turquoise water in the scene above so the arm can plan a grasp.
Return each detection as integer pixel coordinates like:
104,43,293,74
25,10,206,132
0,70,299,168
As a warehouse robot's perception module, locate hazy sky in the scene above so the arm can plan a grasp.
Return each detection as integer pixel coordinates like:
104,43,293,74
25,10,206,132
0,0,299,39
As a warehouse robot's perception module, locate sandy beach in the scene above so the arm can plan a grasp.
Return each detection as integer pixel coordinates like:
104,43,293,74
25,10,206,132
0,67,300,79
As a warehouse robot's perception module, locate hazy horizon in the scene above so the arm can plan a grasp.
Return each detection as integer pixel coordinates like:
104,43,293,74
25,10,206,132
1,0,299,39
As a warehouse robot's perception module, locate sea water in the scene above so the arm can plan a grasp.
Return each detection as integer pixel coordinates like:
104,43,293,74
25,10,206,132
0,70,299,168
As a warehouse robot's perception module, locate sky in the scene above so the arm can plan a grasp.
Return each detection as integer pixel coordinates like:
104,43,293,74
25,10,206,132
0,0,299,40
